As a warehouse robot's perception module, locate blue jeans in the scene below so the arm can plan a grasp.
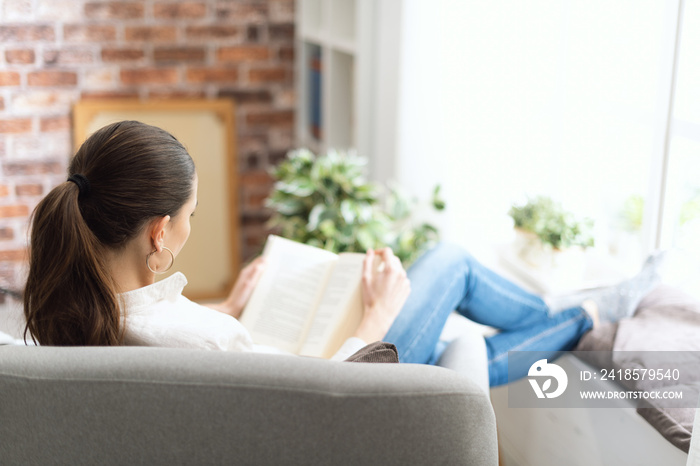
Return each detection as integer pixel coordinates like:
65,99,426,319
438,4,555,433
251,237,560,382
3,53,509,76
383,243,593,386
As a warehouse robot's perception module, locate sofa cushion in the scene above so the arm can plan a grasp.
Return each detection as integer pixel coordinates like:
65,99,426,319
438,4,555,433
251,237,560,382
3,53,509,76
577,284,700,452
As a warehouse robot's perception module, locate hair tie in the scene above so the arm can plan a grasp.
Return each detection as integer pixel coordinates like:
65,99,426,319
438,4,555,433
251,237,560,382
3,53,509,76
67,174,91,197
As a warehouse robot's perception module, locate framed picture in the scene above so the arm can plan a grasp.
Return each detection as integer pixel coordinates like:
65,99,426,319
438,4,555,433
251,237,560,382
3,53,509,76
73,99,239,302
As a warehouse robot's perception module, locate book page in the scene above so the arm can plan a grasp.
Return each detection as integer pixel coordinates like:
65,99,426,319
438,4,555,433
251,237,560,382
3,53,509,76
239,236,337,353
299,253,366,358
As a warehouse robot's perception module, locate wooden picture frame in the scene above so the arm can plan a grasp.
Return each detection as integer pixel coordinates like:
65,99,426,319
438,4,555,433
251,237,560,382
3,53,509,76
72,99,240,302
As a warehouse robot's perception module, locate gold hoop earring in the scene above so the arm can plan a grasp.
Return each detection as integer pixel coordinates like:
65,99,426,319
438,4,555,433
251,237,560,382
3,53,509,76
146,246,175,274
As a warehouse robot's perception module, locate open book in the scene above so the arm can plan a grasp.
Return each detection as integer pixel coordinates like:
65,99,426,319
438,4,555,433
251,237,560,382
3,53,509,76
239,235,366,358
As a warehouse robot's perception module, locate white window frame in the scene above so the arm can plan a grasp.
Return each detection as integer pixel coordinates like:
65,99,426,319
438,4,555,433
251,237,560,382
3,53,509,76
646,0,700,254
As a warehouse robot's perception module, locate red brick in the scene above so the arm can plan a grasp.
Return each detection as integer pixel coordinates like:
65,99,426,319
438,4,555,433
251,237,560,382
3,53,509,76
185,25,240,40
85,2,144,19
154,2,207,19
0,249,28,262
0,72,20,87
246,190,271,209
248,66,288,83
241,153,262,171
154,47,206,63
0,205,29,218
101,48,145,63
3,161,63,175
64,24,117,42
125,26,177,42
246,25,261,42
246,110,294,128
218,89,272,105
0,186,9,197
44,49,94,65
269,149,292,166
5,49,35,64
0,119,32,134
0,25,55,42
240,170,274,187
215,3,268,21
0,97,3,111
243,227,267,252
16,184,43,196
0,227,13,241
28,71,78,87
40,116,70,132
238,134,268,153
148,90,206,100
217,46,270,63
81,90,140,100
186,67,238,84
120,68,178,85
269,23,294,41
278,45,294,62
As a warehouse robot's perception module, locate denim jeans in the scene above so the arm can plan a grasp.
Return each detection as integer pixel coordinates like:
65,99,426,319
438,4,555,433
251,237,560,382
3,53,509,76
383,242,593,386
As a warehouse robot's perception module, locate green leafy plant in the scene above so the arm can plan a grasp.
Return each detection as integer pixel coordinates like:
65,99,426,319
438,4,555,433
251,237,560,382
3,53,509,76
619,194,645,232
680,191,700,227
509,196,594,250
266,148,445,265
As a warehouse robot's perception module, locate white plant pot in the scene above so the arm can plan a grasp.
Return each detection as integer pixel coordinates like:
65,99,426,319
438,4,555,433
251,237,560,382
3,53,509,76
513,229,586,291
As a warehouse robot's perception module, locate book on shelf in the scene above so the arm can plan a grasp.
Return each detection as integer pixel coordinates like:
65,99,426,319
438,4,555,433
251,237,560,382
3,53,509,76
239,235,366,358
309,48,322,140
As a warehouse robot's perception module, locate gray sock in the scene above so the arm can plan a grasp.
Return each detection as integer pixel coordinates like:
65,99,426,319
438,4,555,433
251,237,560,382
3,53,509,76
547,251,665,321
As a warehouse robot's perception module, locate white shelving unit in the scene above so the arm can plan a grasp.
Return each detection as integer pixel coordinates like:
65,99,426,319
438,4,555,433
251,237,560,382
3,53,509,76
297,0,359,154
295,0,401,183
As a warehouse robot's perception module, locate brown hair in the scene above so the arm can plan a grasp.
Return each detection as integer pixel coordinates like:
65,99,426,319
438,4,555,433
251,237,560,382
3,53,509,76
24,120,195,345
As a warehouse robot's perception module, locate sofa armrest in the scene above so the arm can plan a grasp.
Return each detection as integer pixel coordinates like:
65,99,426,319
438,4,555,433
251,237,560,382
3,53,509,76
0,346,497,465
436,328,490,398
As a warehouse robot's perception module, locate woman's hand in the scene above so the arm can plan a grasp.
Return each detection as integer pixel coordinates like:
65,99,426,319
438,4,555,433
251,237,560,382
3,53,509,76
354,248,411,343
208,256,266,319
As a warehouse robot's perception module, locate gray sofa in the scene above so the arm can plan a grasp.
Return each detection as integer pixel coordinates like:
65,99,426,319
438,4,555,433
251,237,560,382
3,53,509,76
0,331,497,465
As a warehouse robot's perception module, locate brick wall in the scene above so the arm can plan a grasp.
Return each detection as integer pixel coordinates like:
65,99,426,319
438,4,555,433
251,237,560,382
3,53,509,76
0,0,295,294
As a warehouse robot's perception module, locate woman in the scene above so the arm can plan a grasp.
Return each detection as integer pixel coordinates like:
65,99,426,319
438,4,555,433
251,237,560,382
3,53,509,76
24,121,660,386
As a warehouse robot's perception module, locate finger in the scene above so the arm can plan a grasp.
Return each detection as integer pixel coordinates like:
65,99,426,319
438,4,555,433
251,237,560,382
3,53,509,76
247,256,264,269
375,248,392,270
243,256,264,273
374,247,393,258
251,258,266,278
361,250,375,306
363,249,374,282
385,253,402,273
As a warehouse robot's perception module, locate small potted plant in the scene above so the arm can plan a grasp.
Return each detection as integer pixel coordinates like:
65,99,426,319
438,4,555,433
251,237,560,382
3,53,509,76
508,196,594,286
265,148,445,266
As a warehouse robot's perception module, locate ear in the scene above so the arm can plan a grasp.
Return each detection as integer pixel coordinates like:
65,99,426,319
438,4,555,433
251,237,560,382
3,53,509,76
149,215,171,252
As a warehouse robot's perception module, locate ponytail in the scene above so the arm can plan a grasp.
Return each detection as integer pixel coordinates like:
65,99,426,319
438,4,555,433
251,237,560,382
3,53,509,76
23,120,195,346
24,182,122,345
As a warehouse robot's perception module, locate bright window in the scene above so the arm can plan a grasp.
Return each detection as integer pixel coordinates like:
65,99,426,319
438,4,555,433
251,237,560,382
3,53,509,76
396,0,695,280
662,0,700,259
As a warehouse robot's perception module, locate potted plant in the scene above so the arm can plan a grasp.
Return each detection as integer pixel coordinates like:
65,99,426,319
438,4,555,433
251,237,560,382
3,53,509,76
265,148,445,266
508,196,594,286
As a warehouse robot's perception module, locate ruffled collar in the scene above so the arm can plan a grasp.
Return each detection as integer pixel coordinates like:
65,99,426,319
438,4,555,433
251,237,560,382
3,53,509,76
119,272,188,311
